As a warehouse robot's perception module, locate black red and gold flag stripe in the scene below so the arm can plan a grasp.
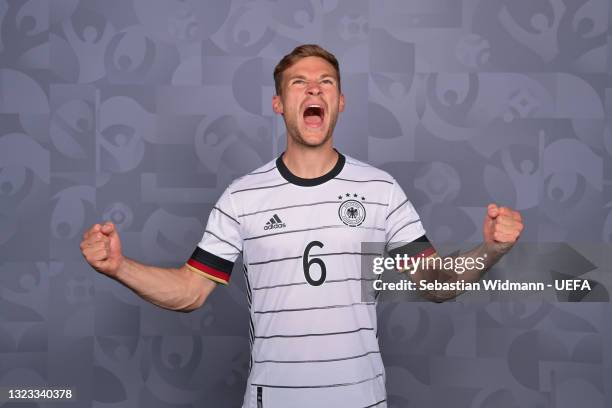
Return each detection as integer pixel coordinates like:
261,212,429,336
388,235,436,264
186,247,234,285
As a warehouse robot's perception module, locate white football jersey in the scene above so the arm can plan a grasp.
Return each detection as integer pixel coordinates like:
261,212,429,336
187,150,434,408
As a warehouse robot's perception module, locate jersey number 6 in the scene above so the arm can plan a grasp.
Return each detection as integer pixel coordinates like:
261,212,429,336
303,240,326,286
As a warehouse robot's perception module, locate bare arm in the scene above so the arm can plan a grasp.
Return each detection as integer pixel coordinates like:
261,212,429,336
401,204,523,302
80,222,216,312
405,242,504,302
114,258,217,312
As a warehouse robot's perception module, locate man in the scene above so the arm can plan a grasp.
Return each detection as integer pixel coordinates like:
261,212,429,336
81,45,523,408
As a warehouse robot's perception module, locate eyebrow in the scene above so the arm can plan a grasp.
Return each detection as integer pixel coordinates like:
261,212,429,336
288,74,337,81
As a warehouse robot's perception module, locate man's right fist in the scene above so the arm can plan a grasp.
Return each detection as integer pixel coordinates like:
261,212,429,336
80,222,124,278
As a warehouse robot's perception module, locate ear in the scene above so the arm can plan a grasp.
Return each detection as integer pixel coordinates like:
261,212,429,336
338,93,345,113
272,95,284,115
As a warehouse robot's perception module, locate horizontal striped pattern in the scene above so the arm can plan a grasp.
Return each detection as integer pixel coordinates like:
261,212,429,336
254,350,380,364
213,206,240,224
231,181,290,195
187,247,234,284
189,151,431,407
238,200,387,218
334,177,393,185
248,251,381,266
245,224,385,242
387,235,435,259
186,259,229,284
255,327,374,340
254,301,376,315
252,276,376,292
251,372,384,389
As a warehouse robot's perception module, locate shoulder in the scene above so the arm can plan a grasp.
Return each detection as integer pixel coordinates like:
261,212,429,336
226,157,281,193
342,154,396,185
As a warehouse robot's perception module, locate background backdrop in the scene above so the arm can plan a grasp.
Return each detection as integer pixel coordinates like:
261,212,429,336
1,0,611,407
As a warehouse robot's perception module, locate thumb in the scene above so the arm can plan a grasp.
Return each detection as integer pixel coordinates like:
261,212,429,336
101,222,117,236
102,222,123,259
487,203,499,219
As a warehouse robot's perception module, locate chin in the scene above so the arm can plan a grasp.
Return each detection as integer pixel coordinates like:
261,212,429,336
297,129,330,147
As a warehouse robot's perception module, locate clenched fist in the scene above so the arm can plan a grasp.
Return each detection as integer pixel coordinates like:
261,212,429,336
483,203,524,254
80,222,124,278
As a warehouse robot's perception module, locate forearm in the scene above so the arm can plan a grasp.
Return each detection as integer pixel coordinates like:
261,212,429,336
113,258,202,312
402,204,522,302
446,241,504,282
410,242,505,302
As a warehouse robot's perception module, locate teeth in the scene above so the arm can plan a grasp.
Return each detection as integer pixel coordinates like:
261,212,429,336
307,104,321,108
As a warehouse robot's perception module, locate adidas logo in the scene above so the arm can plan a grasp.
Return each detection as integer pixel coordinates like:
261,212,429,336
264,214,286,230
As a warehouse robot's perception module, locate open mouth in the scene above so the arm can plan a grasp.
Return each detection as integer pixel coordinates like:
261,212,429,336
303,105,325,128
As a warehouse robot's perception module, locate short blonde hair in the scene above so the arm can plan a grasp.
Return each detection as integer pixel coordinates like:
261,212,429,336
273,44,341,95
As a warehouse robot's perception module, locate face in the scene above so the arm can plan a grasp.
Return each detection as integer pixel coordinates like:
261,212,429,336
272,56,345,148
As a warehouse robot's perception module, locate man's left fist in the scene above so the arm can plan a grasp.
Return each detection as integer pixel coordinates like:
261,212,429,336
483,203,523,252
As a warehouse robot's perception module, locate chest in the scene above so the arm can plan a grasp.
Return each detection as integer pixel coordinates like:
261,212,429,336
238,187,388,264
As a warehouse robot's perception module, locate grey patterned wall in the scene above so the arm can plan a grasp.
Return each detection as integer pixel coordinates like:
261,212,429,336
0,0,611,407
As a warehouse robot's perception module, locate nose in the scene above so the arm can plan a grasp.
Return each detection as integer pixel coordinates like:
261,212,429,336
306,81,322,95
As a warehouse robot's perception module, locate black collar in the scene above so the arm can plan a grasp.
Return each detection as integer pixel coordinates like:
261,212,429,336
276,149,345,187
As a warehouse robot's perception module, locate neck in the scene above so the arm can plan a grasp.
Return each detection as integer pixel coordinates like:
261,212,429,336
282,139,337,179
